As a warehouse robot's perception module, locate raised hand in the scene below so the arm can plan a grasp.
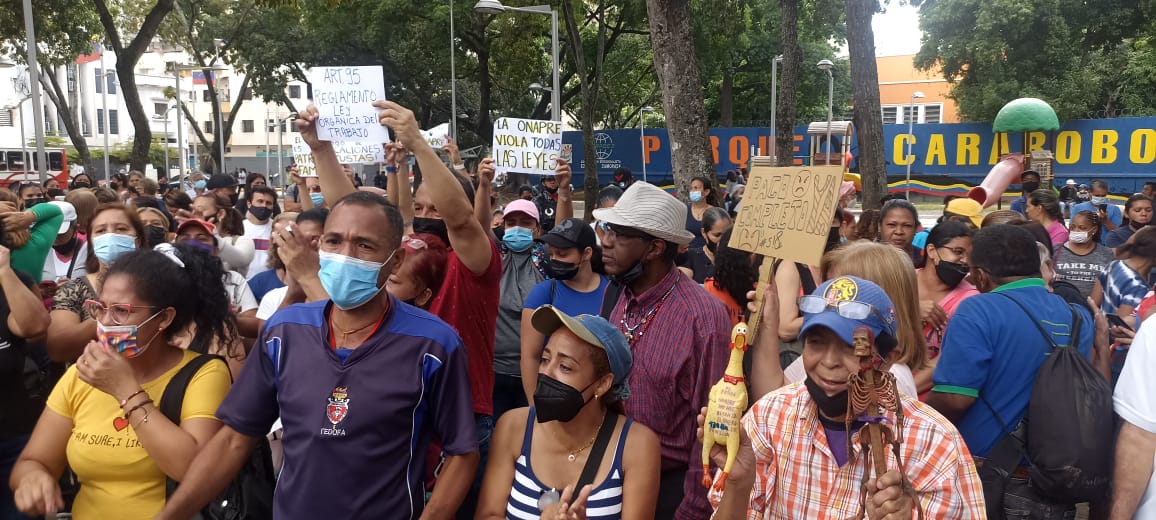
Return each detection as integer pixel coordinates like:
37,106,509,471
373,101,424,152
294,105,327,150
554,159,572,190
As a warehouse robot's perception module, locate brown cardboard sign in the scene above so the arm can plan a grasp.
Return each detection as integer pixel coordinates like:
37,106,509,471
730,165,843,266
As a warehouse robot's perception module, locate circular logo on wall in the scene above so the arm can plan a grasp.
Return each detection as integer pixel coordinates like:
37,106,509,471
594,133,615,161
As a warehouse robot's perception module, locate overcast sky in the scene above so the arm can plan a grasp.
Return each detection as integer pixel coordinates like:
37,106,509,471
872,2,924,57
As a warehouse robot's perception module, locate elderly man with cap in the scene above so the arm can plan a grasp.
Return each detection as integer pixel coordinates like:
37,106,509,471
520,217,610,403
205,173,241,206
706,276,985,519
41,201,87,284
478,305,661,519
593,181,731,520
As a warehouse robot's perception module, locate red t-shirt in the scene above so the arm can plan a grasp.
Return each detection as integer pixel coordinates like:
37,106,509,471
429,240,502,416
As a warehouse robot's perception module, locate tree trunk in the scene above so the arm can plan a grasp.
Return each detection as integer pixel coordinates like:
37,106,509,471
845,0,886,210
719,68,734,127
116,62,154,172
39,66,93,174
776,0,802,167
645,0,716,198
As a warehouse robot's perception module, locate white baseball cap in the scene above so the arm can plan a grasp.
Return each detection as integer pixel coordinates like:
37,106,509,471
1066,179,1076,185
47,201,76,235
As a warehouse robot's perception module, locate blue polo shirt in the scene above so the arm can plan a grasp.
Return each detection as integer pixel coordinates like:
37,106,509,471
931,278,1093,457
216,297,477,520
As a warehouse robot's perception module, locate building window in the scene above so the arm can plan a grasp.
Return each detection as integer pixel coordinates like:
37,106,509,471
881,105,899,125
289,85,301,99
289,120,297,133
202,90,211,102
96,109,105,134
0,110,11,127
109,109,119,134
107,72,116,95
242,120,254,133
94,68,102,94
923,104,942,124
154,103,169,117
204,121,213,134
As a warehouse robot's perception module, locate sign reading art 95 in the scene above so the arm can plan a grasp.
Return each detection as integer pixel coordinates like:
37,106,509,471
309,66,390,144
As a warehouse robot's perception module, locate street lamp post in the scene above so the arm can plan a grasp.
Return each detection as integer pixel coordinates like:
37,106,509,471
475,0,560,121
770,55,782,160
905,91,925,200
449,0,458,138
640,106,654,183
22,0,47,185
817,59,834,166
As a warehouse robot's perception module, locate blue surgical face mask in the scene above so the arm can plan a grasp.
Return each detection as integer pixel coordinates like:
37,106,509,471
318,249,396,310
1091,196,1109,206
194,180,206,190
503,226,534,252
92,233,137,265
311,193,326,207
689,191,703,203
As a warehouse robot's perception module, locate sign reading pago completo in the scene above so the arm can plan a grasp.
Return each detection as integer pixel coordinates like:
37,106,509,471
730,165,843,266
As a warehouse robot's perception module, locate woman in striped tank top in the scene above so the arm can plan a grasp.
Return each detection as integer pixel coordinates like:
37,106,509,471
477,305,661,519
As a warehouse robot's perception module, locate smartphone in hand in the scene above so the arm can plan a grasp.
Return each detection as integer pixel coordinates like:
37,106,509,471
1106,313,1133,331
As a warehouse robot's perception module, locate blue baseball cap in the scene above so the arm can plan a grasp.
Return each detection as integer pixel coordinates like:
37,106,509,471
531,305,632,399
798,276,897,347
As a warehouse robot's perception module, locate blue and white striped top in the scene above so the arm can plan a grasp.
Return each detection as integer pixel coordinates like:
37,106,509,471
505,408,632,520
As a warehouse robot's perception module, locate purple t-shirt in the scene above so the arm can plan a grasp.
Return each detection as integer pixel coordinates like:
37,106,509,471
216,297,477,520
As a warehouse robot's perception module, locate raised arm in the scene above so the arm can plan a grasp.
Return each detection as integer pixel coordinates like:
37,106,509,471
474,158,496,235
378,101,494,275
554,159,574,222
294,105,357,206
384,143,414,232
0,246,49,339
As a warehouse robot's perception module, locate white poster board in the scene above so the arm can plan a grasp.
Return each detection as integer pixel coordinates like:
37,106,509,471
491,117,563,176
309,66,390,143
335,141,384,165
423,123,450,149
292,136,316,177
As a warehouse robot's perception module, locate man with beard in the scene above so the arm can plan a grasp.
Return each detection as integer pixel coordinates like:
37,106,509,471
706,276,984,519
205,173,241,207
241,186,278,280
594,181,730,520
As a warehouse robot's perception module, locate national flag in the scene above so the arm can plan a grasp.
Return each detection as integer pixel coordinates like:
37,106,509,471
76,42,101,65
192,71,213,85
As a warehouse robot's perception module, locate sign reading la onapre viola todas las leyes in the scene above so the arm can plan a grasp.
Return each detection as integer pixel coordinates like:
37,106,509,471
492,117,563,176
730,165,843,266
309,66,391,144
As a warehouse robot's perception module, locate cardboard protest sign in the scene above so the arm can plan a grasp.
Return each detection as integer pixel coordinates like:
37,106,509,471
492,117,563,176
423,123,450,149
335,141,384,165
730,165,843,266
292,136,316,177
309,66,390,143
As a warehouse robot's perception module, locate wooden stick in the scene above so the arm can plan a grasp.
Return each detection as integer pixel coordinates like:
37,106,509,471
746,257,776,341
864,370,888,477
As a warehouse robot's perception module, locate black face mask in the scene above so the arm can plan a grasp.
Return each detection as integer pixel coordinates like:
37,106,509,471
145,225,168,248
25,198,46,208
804,376,849,420
228,192,240,205
493,226,504,242
249,206,273,222
534,374,594,423
610,259,645,286
934,258,969,288
413,217,450,246
1022,181,1040,194
1131,220,1147,231
705,240,718,254
547,259,580,280
71,182,90,190
52,236,77,255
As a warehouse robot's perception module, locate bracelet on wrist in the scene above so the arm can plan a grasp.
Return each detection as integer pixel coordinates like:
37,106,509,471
125,399,154,421
118,388,147,408
385,166,398,174
132,408,151,427
453,163,466,170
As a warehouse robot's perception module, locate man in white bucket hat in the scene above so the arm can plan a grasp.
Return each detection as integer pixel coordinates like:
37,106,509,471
592,181,731,520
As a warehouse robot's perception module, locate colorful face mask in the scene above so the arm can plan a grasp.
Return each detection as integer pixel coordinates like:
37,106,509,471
96,310,163,358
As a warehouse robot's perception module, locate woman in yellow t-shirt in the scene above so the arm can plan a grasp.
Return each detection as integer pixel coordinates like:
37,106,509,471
9,244,238,519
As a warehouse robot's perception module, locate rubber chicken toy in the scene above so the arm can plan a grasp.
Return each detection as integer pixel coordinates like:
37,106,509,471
701,320,750,492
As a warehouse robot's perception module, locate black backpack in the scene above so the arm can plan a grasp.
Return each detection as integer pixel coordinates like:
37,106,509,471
991,296,1114,503
160,354,275,520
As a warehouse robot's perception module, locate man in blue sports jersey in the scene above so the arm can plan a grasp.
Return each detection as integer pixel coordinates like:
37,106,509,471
157,191,479,520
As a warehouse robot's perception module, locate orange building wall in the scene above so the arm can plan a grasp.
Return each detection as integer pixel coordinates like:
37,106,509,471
875,55,959,123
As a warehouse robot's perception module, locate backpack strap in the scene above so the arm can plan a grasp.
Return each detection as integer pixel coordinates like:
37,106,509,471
795,263,817,296
993,293,1083,350
160,353,228,498
574,411,618,493
600,280,624,319
549,280,557,306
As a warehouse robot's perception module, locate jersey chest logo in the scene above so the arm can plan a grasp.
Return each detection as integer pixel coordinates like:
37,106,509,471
326,387,350,426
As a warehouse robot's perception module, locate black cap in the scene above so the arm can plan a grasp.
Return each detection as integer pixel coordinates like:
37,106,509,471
205,174,239,190
536,218,595,249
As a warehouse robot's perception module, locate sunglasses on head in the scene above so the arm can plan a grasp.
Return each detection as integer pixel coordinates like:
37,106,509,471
798,295,895,335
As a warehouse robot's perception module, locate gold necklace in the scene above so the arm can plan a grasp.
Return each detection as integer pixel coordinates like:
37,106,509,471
558,416,605,462
331,306,387,346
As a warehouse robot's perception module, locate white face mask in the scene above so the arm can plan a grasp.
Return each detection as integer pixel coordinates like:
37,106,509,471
1069,231,1090,244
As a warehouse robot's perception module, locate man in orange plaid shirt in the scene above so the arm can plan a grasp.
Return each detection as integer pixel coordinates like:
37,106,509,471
703,276,985,519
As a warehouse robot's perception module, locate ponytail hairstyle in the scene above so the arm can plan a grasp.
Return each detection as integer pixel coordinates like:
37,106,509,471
103,243,240,358
1117,226,1156,261
196,193,245,236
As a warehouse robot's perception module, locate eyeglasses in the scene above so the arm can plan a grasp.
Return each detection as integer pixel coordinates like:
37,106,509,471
83,299,160,326
597,221,654,242
798,295,895,333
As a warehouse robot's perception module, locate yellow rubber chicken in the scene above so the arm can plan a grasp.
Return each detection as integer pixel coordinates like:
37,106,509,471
701,321,750,492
